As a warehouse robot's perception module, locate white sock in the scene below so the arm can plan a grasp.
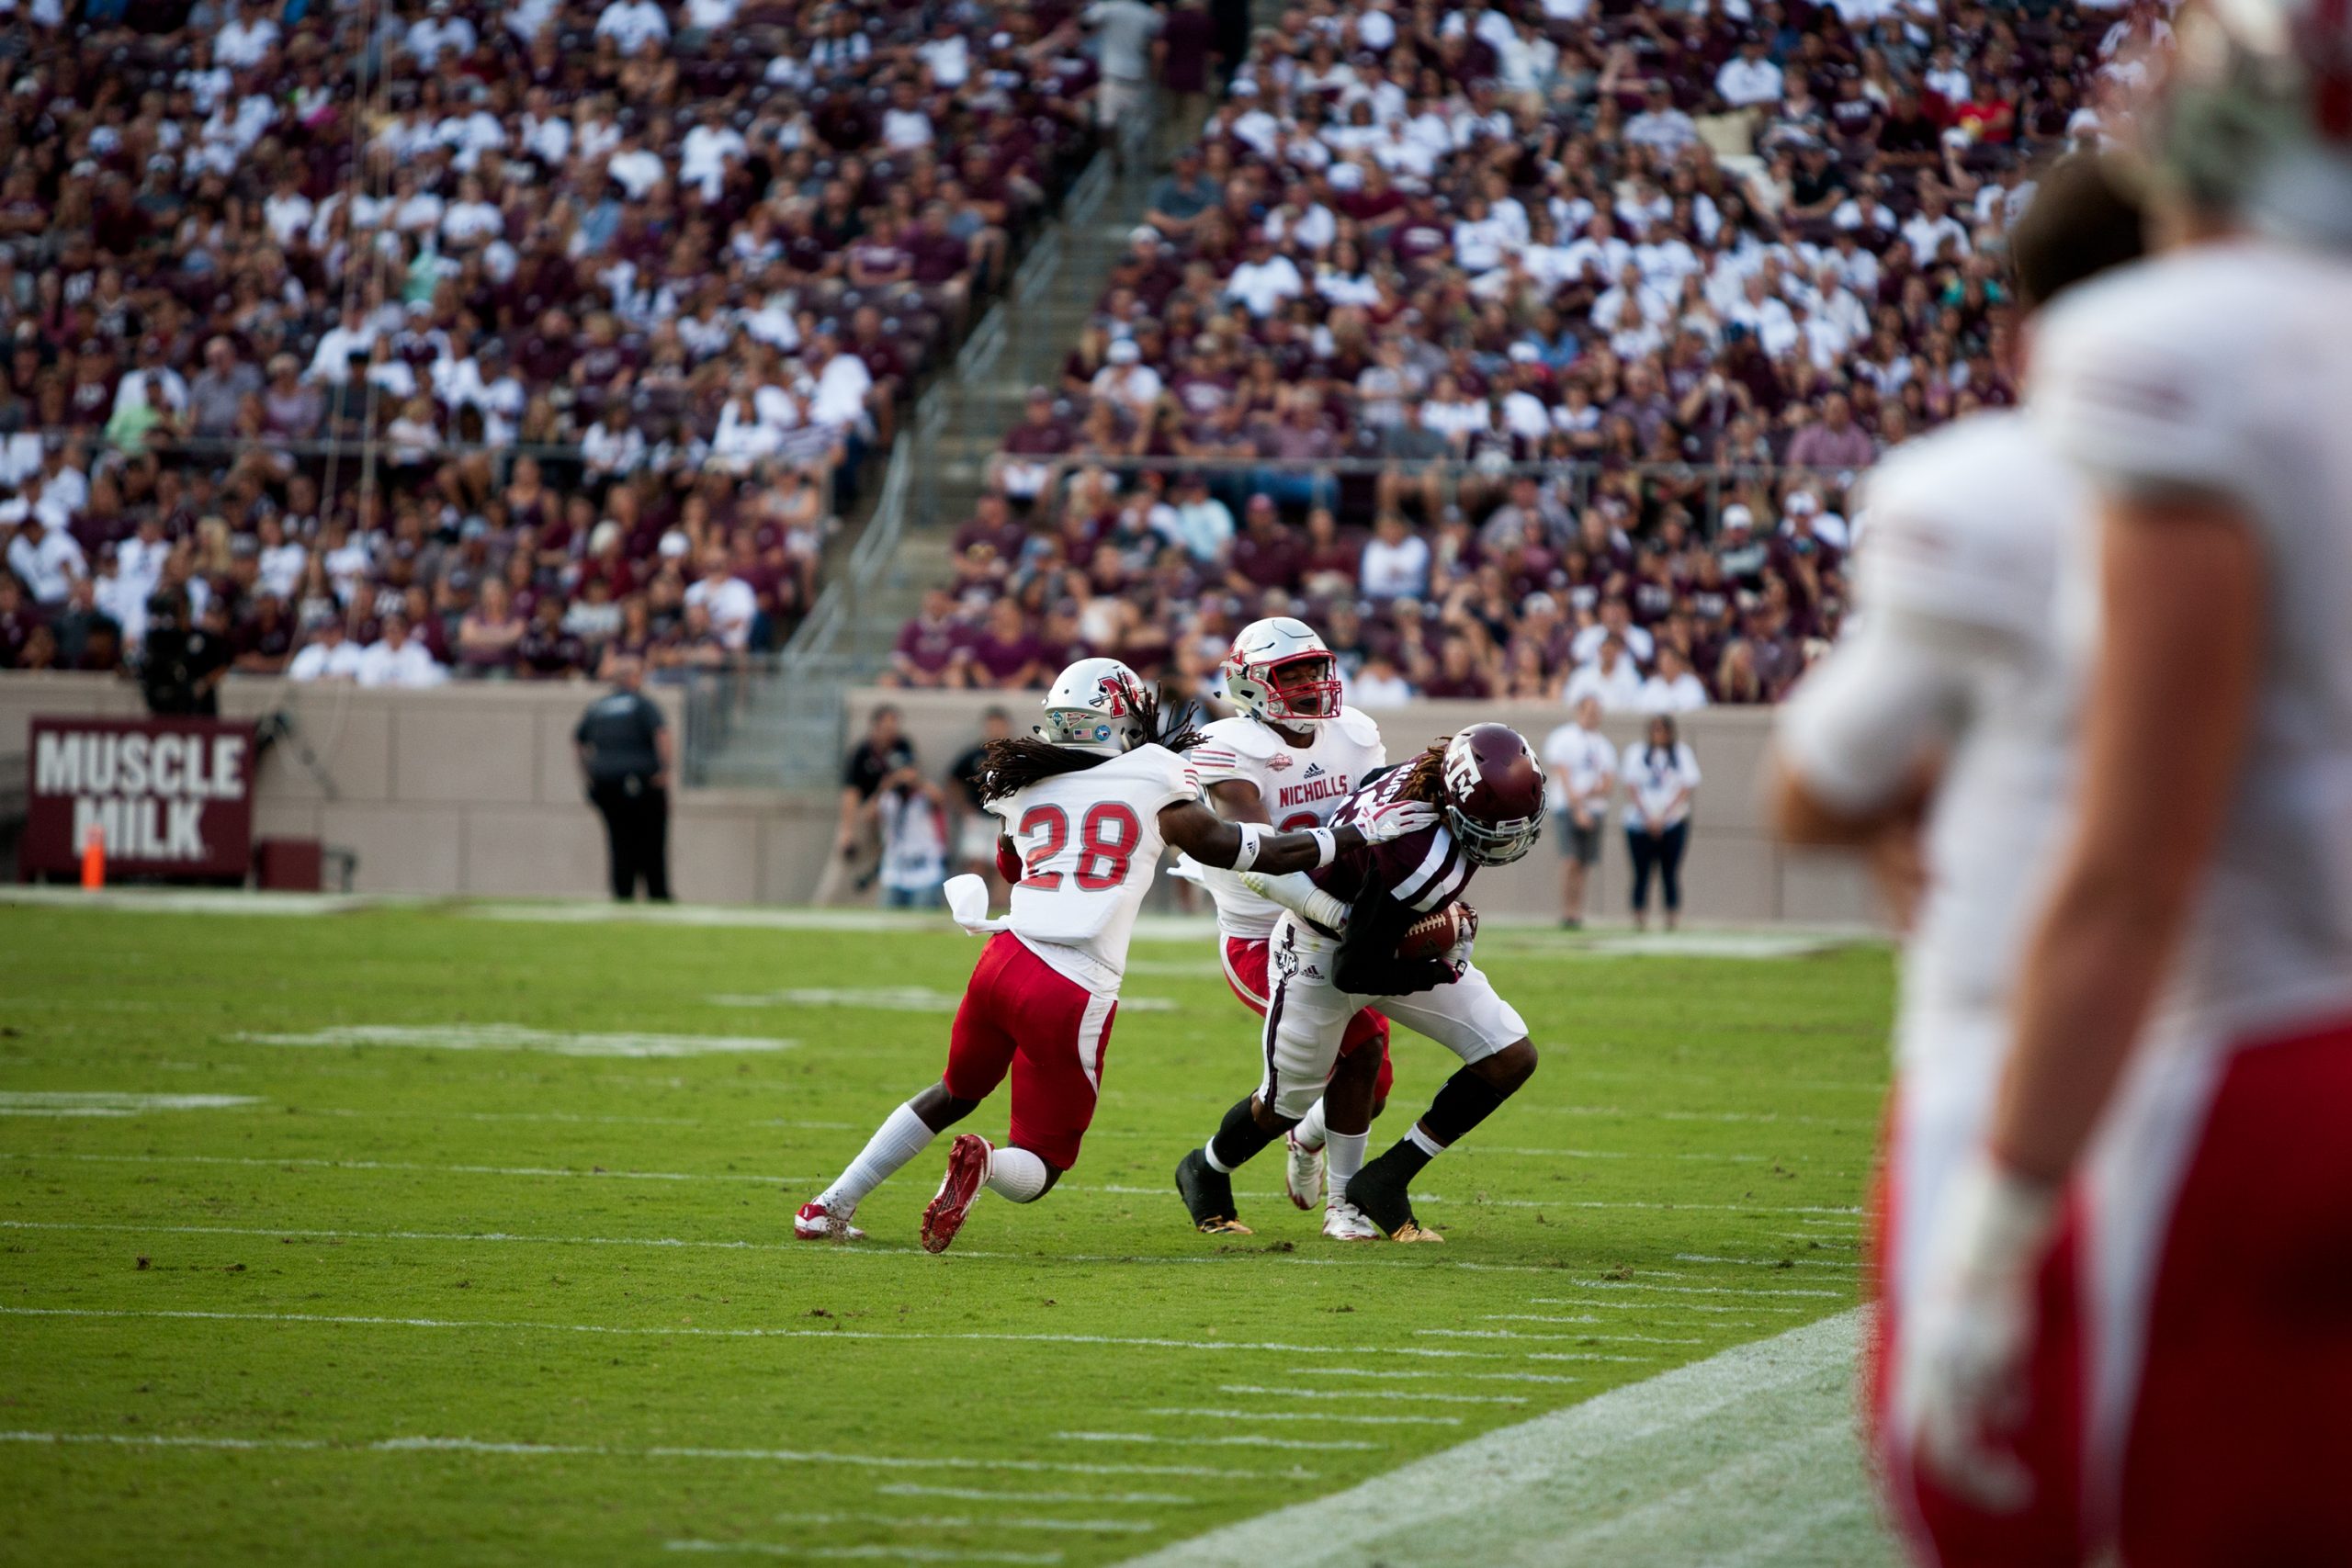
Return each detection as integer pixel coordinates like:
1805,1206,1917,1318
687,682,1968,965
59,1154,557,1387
1292,1100,1329,1153
1325,1130,1368,1202
985,1145,1052,1203
817,1102,936,1212
1406,1123,1448,1161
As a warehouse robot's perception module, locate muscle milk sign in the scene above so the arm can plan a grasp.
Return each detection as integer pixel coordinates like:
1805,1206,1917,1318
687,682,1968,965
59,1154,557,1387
24,716,257,878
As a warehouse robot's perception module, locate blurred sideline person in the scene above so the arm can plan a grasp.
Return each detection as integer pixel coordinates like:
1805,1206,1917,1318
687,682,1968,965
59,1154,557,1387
1171,616,1396,1237
1907,21,2352,1561
1770,155,2147,1564
1621,716,1699,931
576,653,673,902
1543,695,1615,929
950,707,1016,897
866,761,951,910
797,659,1437,1247
820,704,916,905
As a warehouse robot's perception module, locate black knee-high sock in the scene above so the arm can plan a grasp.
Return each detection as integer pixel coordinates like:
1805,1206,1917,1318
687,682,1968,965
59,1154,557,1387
1375,1067,1511,1180
1205,1096,1290,1173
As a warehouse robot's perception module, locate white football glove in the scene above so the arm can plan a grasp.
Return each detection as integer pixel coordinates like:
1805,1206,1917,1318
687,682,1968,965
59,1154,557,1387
1893,1156,2057,1514
1359,798,1439,845
1438,905,1479,976
1238,870,1351,934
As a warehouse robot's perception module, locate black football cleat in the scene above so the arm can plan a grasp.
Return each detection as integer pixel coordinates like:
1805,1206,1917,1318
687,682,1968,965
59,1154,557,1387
1175,1147,1253,1235
1344,1149,1441,1242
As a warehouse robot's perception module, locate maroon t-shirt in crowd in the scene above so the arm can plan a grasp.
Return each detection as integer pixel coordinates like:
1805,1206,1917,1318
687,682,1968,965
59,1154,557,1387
967,627,1044,683
895,615,972,677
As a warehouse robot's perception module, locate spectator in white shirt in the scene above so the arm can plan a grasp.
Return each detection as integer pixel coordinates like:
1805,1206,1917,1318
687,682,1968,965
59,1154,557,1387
1346,649,1417,708
1564,636,1645,713
287,621,365,682
1089,338,1164,415
807,330,876,434
1569,597,1656,667
4,513,86,604
1223,237,1306,318
684,549,759,651
594,0,671,53
1620,715,1702,930
1714,38,1784,108
405,1,476,65
1639,646,1711,713
214,1,278,69
356,615,447,688
1543,694,1618,927
1624,85,1699,155
1359,513,1431,601
680,104,748,200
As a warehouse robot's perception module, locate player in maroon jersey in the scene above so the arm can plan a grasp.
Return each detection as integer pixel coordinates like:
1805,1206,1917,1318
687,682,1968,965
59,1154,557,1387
1174,724,1548,1241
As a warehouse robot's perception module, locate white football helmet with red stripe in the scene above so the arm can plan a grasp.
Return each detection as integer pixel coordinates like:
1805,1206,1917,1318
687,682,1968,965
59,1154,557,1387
2154,0,2352,245
1222,617,1342,728
1038,657,1150,753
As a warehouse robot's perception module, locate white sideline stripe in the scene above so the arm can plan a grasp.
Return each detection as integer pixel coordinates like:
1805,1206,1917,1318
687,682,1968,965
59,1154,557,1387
1277,1368,1581,1386
0,1431,1302,1481
708,987,1174,1015
1054,1433,1374,1453
235,1025,798,1057
670,1541,1060,1565
1112,1310,1869,1568
770,1510,1157,1536
1667,1256,1852,1271
0,1091,262,1115
1091,1185,1863,1216
0,1305,1495,1359
1217,1385,1528,1406
1144,1408,1462,1428
1453,1146,1769,1165
1515,1103,1871,1130
1479,1315,1756,1334
1529,1298,1805,1317
876,1484,1192,1506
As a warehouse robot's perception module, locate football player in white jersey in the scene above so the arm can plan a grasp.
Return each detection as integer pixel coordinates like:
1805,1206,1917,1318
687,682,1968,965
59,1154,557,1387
798,659,1437,1253
1176,616,1400,1235
1889,13,2352,1557
1771,155,2146,1563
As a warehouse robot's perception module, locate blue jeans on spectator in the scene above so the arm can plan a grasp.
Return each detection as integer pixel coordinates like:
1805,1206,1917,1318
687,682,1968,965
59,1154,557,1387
1626,820,1690,915
1250,467,1333,512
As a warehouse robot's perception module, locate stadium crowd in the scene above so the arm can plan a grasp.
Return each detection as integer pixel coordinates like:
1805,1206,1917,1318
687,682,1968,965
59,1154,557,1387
0,0,1101,682
897,0,2165,709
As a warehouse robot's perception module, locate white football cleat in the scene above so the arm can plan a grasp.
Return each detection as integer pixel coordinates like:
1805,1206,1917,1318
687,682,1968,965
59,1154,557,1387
1283,1132,1325,1211
794,1201,865,1241
1321,1200,1380,1242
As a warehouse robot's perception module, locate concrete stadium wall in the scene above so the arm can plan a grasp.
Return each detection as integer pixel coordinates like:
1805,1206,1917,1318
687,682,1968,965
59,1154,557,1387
845,687,1885,929
0,673,834,902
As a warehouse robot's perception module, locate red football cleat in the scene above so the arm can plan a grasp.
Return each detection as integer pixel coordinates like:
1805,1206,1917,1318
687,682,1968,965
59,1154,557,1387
920,1134,992,1254
794,1201,865,1241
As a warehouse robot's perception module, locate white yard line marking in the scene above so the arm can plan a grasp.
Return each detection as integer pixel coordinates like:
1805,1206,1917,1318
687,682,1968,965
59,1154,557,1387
234,1025,797,1057
1143,1408,1462,1427
0,1431,1303,1482
1668,1256,1853,1271
1452,1146,1769,1164
1427,1329,1702,1347
1053,1433,1374,1453
1090,1185,1863,1216
1529,1298,1806,1317
1111,1311,1882,1568
711,987,1175,1015
1554,1280,1848,1300
670,1541,1062,1565
0,1091,263,1116
0,1152,811,1184
1275,1368,1582,1386
0,1305,1496,1360
1408,1334,1657,1359
770,1511,1157,1536
875,1485,1192,1507
1216,1385,1528,1406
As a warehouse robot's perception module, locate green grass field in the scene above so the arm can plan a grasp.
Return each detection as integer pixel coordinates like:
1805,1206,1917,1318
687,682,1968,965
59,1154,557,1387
0,900,1900,1566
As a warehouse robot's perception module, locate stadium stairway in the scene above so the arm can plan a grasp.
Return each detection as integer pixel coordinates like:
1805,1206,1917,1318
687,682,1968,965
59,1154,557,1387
698,105,1212,793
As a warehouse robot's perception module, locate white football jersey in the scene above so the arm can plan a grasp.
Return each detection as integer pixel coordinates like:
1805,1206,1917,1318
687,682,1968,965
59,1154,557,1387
2034,241,2352,1047
1179,707,1387,939
988,743,1201,994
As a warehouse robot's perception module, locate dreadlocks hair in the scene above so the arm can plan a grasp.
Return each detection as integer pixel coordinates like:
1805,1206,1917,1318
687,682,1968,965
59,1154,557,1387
1393,737,1454,805
976,684,1209,804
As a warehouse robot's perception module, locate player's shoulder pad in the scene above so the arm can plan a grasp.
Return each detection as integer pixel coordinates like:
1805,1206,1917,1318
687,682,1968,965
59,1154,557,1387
1333,705,1385,752
1197,714,1283,761
2030,248,2276,496
1855,412,2072,639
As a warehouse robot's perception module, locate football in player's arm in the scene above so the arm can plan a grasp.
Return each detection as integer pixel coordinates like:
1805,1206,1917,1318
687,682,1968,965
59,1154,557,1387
798,659,1436,1252
1175,725,1550,1242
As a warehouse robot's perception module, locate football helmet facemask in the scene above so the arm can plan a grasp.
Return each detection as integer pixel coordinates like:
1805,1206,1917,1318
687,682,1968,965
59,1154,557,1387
1438,723,1546,865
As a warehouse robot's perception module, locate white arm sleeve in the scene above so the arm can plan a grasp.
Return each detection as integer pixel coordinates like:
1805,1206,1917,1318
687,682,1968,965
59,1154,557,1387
1238,869,1351,932
1774,604,2007,818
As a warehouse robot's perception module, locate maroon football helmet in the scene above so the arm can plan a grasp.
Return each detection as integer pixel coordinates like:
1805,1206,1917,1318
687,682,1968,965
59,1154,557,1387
1438,724,1545,865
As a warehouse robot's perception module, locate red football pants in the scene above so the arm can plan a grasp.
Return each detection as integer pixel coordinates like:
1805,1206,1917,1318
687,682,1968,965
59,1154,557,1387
944,932,1116,1171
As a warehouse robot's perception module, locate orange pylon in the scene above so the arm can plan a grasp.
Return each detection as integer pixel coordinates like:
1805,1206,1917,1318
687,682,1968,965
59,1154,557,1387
80,822,106,890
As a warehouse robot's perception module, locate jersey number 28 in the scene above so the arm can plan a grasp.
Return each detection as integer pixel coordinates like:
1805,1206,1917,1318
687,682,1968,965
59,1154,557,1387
1017,802,1142,891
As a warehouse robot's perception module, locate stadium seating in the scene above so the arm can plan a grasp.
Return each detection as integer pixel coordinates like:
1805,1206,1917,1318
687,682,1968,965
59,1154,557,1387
0,0,1097,682
899,0,2159,708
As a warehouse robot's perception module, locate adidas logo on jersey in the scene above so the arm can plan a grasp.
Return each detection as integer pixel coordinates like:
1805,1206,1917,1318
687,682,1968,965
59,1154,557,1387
1302,762,1326,779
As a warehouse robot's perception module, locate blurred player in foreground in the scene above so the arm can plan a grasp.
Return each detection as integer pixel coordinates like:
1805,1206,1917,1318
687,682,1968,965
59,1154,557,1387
1174,617,1398,1233
1175,724,1547,1242
1881,9,2352,1559
798,658,1437,1252
1770,155,2146,1563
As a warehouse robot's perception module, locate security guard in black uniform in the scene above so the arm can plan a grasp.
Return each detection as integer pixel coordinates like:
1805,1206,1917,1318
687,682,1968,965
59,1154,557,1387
575,654,673,901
